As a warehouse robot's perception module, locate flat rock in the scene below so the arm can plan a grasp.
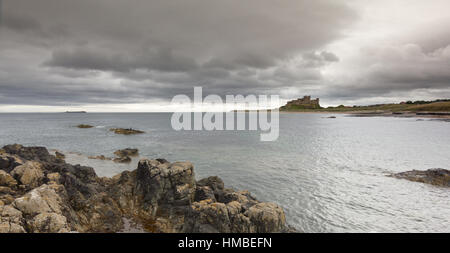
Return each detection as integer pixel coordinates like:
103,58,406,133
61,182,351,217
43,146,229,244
390,168,450,187
110,128,145,135
77,124,94,128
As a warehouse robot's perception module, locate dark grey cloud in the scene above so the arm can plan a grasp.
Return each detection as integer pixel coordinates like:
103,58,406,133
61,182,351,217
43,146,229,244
2,14,41,32
45,46,199,73
0,0,357,107
1,0,448,109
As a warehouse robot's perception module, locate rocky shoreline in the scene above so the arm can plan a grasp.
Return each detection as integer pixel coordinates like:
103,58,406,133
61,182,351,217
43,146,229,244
347,111,450,120
0,144,290,233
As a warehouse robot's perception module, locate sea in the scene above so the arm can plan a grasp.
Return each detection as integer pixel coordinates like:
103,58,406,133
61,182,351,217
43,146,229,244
0,112,449,232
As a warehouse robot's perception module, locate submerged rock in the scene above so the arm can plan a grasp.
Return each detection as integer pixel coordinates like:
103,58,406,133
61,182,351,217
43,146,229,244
0,144,291,233
390,168,450,187
110,128,145,135
112,148,139,164
88,149,139,164
114,149,139,158
88,155,112,161
113,156,132,164
77,124,94,129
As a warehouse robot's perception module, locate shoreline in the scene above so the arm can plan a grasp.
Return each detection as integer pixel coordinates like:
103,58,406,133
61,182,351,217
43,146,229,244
0,144,292,233
279,110,450,119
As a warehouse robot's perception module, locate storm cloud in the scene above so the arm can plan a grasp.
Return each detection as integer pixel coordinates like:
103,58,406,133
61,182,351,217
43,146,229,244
0,0,449,110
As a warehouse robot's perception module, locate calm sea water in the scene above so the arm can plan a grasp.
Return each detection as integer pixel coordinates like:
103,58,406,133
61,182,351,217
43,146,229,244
0,112,449,232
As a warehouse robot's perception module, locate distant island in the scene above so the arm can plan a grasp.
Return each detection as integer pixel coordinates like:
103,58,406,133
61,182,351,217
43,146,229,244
65,111,87,113
280,96,450,116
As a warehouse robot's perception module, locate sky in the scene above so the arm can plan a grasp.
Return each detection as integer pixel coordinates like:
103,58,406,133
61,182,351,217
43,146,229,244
0,0,449,112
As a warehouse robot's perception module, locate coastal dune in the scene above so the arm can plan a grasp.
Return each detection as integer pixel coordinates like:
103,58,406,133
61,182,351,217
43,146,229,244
0,144,289,233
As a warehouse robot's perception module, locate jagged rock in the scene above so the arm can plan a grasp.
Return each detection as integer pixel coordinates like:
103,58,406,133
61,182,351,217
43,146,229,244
187,200,235,233
390,168,450,187
0,170,17,187
11,184,78,232
246,203,286,233
197,176,224,192
0,186,14,195
0,156,10,170
0,194,14,205
106,159,197,232
0,153,25,173
220,190,259,210
29,213,70,233
185,184,285,233
184,196,286,233
156,158,169,164
66,164,97,184
2,145,57,164
73,192,123,232
0,222,26,233
13,184,65,217
185,199,266,233
47,173,61,184
10,162,45,189
197,176,227,201
55,152,65,160
0,145,291,233
134,160,196,208
0,205,26,233
194,186,216,202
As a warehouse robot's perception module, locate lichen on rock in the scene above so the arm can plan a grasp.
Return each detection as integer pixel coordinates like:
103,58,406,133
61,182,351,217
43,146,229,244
10,162,45,189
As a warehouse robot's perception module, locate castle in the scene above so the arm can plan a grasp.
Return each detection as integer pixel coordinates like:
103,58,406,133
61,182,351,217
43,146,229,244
284,96,321,109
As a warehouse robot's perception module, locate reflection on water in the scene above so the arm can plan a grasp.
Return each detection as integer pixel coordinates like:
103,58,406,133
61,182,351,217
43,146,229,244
0,113,449,232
